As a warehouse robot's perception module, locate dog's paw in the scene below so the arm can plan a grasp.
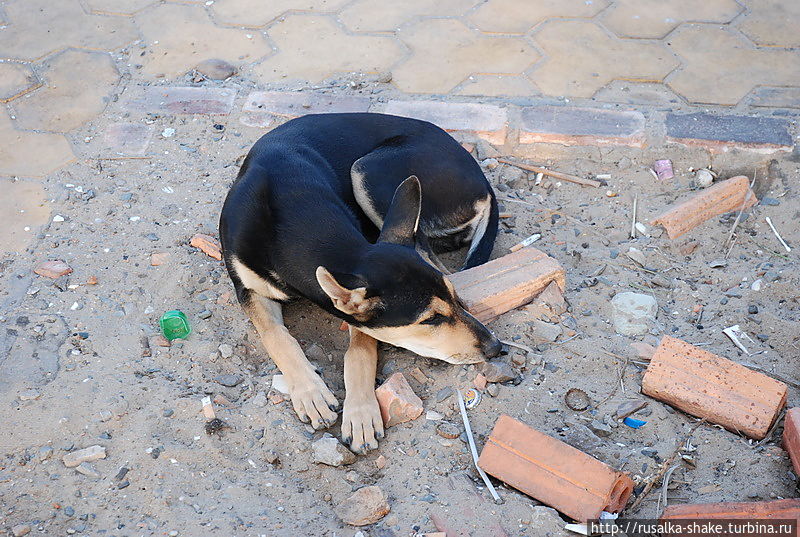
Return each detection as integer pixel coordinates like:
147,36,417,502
287,373,339,430
341,397,384,455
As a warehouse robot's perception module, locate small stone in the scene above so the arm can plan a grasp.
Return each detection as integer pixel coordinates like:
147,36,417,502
481,158,499,170
486,383,499,397
12,524,31,537
610,292,658,336
375,454,387,469
764,271,780,282
195,58,236,80
724,289,742,298
748,305,758,314
335,486,390,526
480,361,517,383
189,233,222,261
629,342,656,360
38,446,53,460
751,279,762,291
64,506,75,517
311,437,356,467
761,197,780,206
34,260,72,279
435,386,453,402
614,399,648,419
198,309,212,320
250,392,267,408
473,373,487,390
150,252,169,266
214,374,242,387
306,343,326,362
375,373,423,427
18,389,41,401
63,445,106,468
425,410,444,420
530,319,562,342
75,462,101,478
709,259,727,268
271,374,290,394
218,344,233,358
695,168,714,188
587,420,613,438
163,408,174,417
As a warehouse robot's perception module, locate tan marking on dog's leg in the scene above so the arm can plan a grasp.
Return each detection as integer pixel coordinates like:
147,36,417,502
242,297,338,429
341,327,383,454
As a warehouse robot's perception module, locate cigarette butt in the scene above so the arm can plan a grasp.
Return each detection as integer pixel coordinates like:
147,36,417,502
509,233,541,252
201,396,216,419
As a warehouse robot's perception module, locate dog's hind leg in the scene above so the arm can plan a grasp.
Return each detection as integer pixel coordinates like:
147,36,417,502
237,287,339,429
341,326,384,454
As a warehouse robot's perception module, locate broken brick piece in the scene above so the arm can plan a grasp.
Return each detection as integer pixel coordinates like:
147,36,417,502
661,499,800,522
642,336,787,439
478,415,634,521
33,260,72,279
651,175,757,239
375,372,423,428
448,247,565,323
783,407,800,477
150,252,169,266
189,233,222,260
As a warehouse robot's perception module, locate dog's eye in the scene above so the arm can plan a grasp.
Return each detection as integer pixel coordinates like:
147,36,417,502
421,313,447,325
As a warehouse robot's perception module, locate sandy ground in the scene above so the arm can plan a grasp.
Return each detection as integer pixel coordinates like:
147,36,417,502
1,75,799,536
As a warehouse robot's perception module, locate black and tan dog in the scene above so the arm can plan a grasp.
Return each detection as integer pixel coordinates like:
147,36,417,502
219,113,502,454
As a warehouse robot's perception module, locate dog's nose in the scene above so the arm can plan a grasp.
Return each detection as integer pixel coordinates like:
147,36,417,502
482,337,503,358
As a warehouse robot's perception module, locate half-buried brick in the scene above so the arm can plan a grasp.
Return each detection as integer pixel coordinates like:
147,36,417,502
241,91,371,128
651,175,758,239
124,86,237,115
661,499,800,523
519,105,646,148
665,112,793,152
478,415,634,521
375,372,423,427
642,336,787,440
34,260,72,279
783,407,800,477
383,100,507,145
189,233,222,261
448,247,565,323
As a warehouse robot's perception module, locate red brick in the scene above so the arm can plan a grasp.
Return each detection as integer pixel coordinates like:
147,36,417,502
642,336,787,439
375,372,423,427
783,407,800,477
240,91,371,128
448,248,565,323
189,233,222,261
34,260,72,279
661,499,800,522
383,100,507,145
124,86,237,115
519,105,646,148
102,122,153,156
651,175,758,239
478,415,634,521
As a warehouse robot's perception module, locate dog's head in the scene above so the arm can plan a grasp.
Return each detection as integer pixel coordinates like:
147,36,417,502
316,176,502,364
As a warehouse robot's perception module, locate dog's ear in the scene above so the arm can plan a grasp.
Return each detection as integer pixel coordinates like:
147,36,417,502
316,266,380,320
378,175,421,247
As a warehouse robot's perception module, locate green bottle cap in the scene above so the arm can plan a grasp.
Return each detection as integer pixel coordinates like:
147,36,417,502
160,310,191,340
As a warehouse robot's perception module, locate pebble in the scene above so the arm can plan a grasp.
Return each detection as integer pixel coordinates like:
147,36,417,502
63,445,106,468
610,292,657,336
486,383,499,397
311,436,356,467
38,446,53,460
748,305,759,314
751,279,762,291
18,389,41,401
271,374,290,394
214,374,242,387
481,158,499,170
64,506,75,517
198,309,212,319
435,386,453,402
11,524,31,537
764,271,780,282
218,343,233,358
761,197,780,206
334,486,390,526
75,462,101,478
163,408,174,417
195,58,236,80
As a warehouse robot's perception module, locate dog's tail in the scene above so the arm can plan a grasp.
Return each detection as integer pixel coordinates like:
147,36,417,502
461,190,499,270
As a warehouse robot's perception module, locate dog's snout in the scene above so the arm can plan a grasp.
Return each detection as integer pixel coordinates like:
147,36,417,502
482,336,503,359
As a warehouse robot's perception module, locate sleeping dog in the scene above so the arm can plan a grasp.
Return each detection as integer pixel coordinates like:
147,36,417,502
219,113,502,454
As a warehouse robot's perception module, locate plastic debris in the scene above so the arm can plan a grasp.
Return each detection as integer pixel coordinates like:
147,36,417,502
622,417,647,429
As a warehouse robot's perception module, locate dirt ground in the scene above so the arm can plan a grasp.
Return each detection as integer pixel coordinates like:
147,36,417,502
2,71,799,537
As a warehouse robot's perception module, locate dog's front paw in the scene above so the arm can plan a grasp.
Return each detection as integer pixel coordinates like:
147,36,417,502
287,373,339,430
341,397,384,455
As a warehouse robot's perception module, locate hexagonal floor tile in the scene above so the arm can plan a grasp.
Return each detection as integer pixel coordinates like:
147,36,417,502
0,178,50,257
13,50,119,133
135,3,271,78
739,0,800,47
667,24,800,105
530,20,678,98
470,0,609,34
603,0,742,39
212,0,349,28
253,15,403,84
86,0,158,15
339,0,479,33
0,0,138,61
0,63,39,102
393,19,539,94
456,74,538,97
0,112,74,177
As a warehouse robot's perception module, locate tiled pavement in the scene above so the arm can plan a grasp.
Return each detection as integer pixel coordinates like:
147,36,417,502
0,0,799,247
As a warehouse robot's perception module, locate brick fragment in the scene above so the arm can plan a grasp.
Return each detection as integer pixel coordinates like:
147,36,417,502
661,499,800,522
62,445,106,468
448,247,565,323
189,233,222,260
335,485,390,526
150,252,169,266
383,100,507,145
665,112,793,151
34,260,72,279
651,175,758,239
124,86,236,115
519,105,646,148
783,407,800,477
241,91,371,128
478,415,634,521
629,341,656,360
642,336,787,439
375,372,423,427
